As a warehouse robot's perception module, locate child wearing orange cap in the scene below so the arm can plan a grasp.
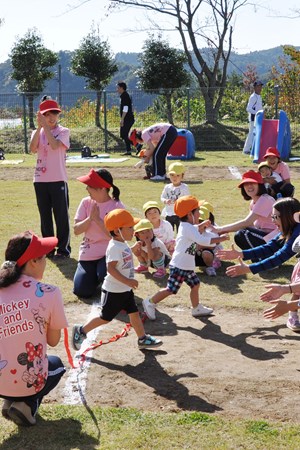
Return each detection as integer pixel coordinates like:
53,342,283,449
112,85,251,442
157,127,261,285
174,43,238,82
262,147,294,198
142,195,225,321
72,209,162,351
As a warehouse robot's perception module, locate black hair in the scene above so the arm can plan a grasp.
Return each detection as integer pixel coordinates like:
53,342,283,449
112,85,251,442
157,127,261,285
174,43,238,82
117,81,127,90
136,130,143,141
96,169,121,201
273,197,300,241
41,95,52,102
240,183,267,201
180,208,199,222
0,232,31,288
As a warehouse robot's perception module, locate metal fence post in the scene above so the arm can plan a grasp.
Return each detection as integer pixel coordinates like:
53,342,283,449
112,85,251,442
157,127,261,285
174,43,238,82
103,90,107,153
22,94,28,154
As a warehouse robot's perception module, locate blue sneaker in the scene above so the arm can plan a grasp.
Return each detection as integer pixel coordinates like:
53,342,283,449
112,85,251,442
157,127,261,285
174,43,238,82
72,324,86,350
138,334,162,349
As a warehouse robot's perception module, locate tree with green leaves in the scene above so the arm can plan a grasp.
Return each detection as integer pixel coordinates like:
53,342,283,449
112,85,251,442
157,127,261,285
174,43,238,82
71,27,118,128
107,0,248,123
10,29,58,128
136,35,190,124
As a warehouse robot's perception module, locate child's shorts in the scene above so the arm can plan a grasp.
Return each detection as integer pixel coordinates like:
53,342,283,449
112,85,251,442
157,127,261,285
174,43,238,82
167,267,200,294
100,289,138,321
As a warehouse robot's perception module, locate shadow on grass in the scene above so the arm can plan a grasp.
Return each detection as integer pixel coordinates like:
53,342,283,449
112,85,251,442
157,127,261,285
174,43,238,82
50,257,78,282
91,350,222,413
0,416,99,450
177,318,288,361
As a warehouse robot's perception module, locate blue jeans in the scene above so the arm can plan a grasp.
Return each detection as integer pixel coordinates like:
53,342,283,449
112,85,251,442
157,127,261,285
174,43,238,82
73,257,107,298
1,355,65,416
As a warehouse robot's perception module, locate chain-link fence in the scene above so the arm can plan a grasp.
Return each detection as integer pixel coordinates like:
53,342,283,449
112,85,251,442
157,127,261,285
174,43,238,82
1,87,300,155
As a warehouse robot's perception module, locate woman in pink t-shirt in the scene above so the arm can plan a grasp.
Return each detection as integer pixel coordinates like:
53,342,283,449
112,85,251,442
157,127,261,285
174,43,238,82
30,96,71,259
73,168,125,298
0,231,68,426
214,170,277,251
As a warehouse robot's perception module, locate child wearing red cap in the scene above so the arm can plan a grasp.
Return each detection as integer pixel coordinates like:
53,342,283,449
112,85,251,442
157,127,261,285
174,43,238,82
72,209,162,351
262,147,294,198
0,231,68,426
73,168,125,298
142,195,225,321
30,96,71,259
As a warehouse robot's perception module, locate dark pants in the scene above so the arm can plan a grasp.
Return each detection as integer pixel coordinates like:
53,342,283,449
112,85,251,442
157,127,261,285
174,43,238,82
269,181,295,198
120,117,135,153
34,181,71,256
73,257,107,298
1,355,65,417
166,214,180,233
152,126,177,177
234,227,268,250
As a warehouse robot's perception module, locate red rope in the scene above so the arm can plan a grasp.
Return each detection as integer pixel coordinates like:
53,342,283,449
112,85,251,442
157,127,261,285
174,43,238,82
63,313,147,369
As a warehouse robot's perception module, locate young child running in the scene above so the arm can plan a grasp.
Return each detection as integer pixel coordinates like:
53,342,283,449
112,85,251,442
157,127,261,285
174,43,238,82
72,209,162,351
161,162,190,232
143,200,175,254
142,195,218,320
131,219,170,278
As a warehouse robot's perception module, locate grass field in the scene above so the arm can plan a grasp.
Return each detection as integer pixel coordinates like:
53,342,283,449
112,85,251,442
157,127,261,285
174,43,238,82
1,151,300,449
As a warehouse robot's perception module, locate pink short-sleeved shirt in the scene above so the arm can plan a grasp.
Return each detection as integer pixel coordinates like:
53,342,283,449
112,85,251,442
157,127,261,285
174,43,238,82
32,125,70,182
273,161,290,180
75,197,125,261
251,194,277,231
141,123,171,145
0,275,68,397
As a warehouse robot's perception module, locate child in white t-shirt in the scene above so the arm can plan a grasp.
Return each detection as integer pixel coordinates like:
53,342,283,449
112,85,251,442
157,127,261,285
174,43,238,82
161,162,190,232
142,195,226,321
72,209,162,351
143,200,175,254
131,219,171,279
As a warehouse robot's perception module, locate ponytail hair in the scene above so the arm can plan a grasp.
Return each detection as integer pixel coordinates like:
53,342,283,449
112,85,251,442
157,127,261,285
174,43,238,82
0,232,31,288
96,169,121,201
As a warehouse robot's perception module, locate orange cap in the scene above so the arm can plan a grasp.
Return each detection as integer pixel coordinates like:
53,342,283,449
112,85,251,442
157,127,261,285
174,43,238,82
104,209,138,231
174,195,200,218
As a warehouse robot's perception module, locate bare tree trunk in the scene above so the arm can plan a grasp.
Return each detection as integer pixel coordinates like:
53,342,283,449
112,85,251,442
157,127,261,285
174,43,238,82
165,92,173,124
28,95,35,129
95,90,102,128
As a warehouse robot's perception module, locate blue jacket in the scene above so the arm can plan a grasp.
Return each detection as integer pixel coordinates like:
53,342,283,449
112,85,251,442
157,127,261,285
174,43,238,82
242,224,300,274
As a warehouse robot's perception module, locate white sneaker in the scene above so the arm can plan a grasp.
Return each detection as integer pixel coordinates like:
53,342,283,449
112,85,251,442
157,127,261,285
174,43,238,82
205,267,216,276
142,297,156,320
192,304,213,317
150,175,165,181
8,401,36,426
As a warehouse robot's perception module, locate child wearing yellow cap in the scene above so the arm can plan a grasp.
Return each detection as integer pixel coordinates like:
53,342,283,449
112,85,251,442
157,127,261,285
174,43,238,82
131,218,171,278
143,200,175,254
161,162,190,232
72,209,162,351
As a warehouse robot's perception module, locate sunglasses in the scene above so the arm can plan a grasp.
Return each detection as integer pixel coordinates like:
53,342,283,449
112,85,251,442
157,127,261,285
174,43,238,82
271,214,280,220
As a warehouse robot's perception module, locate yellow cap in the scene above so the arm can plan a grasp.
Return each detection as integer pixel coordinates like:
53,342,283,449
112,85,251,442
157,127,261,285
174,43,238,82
168,162,185,175
143,201,161,214
134,218,153,233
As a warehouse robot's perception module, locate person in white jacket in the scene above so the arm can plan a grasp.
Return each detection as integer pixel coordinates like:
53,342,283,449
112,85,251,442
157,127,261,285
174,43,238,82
243,80,263,155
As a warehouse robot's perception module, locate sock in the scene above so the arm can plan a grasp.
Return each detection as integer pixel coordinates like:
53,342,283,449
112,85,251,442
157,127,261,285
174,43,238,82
289,311,299,319
80,326,87,337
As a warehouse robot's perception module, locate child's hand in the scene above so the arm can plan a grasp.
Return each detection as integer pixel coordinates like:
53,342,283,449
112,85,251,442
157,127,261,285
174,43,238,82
198,219,211,232
131,241,142,256
128,279,138,289
219,233,230,242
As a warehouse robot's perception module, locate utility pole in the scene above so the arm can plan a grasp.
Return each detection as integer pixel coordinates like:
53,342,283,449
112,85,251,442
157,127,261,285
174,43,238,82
58,64,62,105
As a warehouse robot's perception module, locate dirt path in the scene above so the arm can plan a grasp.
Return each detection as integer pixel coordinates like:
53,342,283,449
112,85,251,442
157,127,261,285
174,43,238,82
49,303,300,422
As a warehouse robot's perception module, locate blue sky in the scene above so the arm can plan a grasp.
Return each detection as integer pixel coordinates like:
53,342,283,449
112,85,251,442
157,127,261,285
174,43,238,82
0,0,299,63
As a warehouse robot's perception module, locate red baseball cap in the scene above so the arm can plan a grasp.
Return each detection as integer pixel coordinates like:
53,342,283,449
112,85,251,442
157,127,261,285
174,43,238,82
17,232,58,267
238,170,264,187
39,99,61,114
129,129,139,147
77,169,112,189
263,147,280,159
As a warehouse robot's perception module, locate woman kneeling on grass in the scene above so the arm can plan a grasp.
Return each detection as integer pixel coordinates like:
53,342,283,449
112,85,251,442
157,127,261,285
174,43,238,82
216,197,300,278
0,232,68,426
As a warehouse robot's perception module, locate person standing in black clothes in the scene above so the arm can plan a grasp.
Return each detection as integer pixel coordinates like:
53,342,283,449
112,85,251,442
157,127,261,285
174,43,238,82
117,81,135,156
